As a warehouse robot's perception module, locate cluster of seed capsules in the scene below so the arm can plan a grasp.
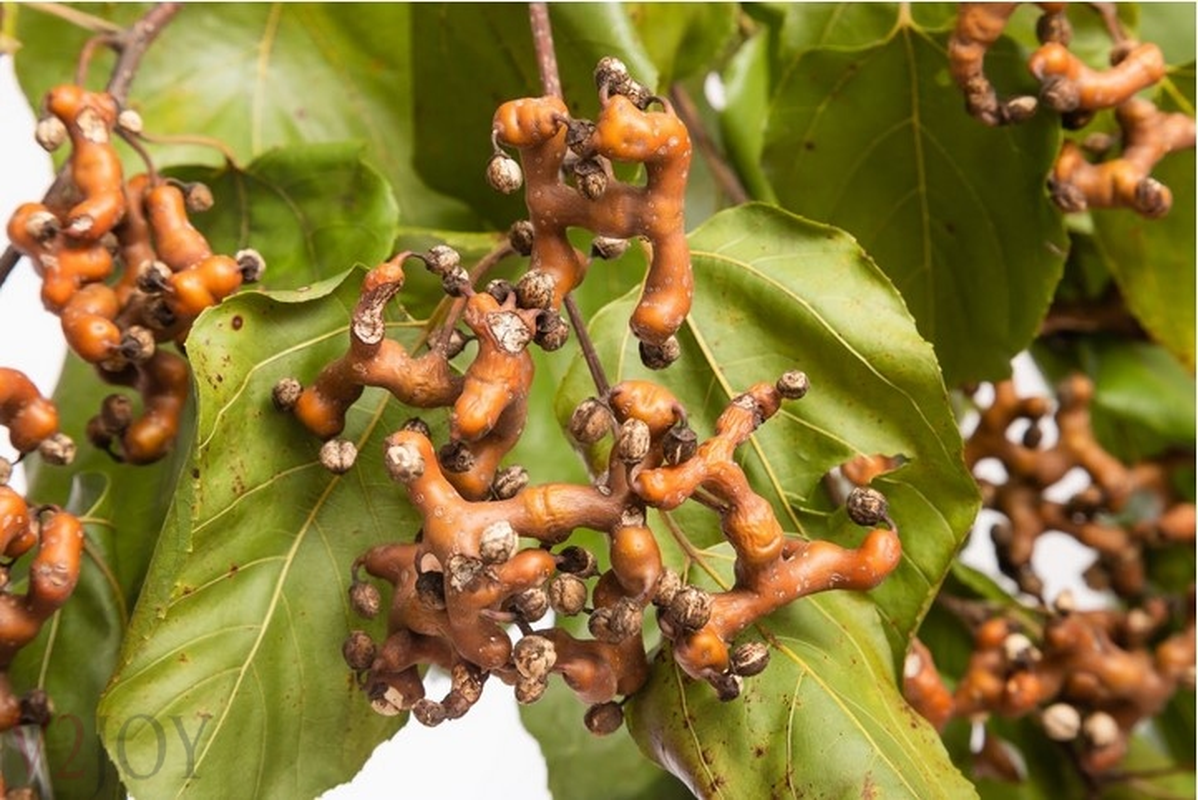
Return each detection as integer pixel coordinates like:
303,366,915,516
275,59,905,733
6,83,264,465
0,369,84,744
901,375,1195,779
950,2,1195,217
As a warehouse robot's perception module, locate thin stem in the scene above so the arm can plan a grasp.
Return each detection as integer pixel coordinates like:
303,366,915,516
528,3,561,99
0,3,183,291
668,84,749,205
117,129,159,186
564,294,610,398
24,3,122,35
105,3,183,100
135,130,243,169
1090,3,1129,45
74,33,118,87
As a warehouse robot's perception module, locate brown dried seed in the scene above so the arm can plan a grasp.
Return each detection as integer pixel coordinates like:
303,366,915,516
411,698,447,727
516,270,556,310
424,245,461,276
508,220,535,256
349,581,382,619
272,378,303,412
513,635,557,680
37,433,75,467
438,441,476,474
616,419,651,464
515,675,548,705
385,441,426,482
549,574,588,616
776,370,809,400
447,553,484,592
667,586,712,633
486,153,523,194
730,642,770,677
662,425,698,466
490,465,530,500
1041,703,1081,742
584,702,624,736
236,248,266,282
590,236,629,260
342,630,377,671
709,671,743,702
556,545,598,578
510,587,549,622
846,486,889,528
479,521,518,565
652,568,682,608
320,438,358,474
639,337,681,370
569,398,610,445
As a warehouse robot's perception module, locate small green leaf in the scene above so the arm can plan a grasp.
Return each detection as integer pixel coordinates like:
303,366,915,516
171,142,401,288
626,3,739,84
761,17,1067,383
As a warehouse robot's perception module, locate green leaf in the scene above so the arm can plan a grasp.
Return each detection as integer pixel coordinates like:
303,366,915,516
719,31,775,202
626,3,739,85
172,142,401,289
97,271,420,798
559,205,978,795
629,591,974,799
1090,68,1196,370
15,4,476,229
1139,4,1197,68
760,14,1068,383
409,3,658,228
1032,337,1196,462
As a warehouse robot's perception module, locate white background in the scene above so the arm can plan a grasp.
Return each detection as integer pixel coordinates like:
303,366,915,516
0,51,1104,798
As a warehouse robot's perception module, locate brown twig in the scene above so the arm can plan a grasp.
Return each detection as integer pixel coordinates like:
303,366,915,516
0,2,183,290
564,294,610,398
135,130,243,169
668,84,749,205
528,3,561,100
1039,291,1147,338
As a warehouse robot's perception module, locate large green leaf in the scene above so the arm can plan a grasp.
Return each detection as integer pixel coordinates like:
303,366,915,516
410,3,658,228
97,271,421,798
760,8,1067,383
14,3,476,229
1090,66,1196,370
557,205,977,795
